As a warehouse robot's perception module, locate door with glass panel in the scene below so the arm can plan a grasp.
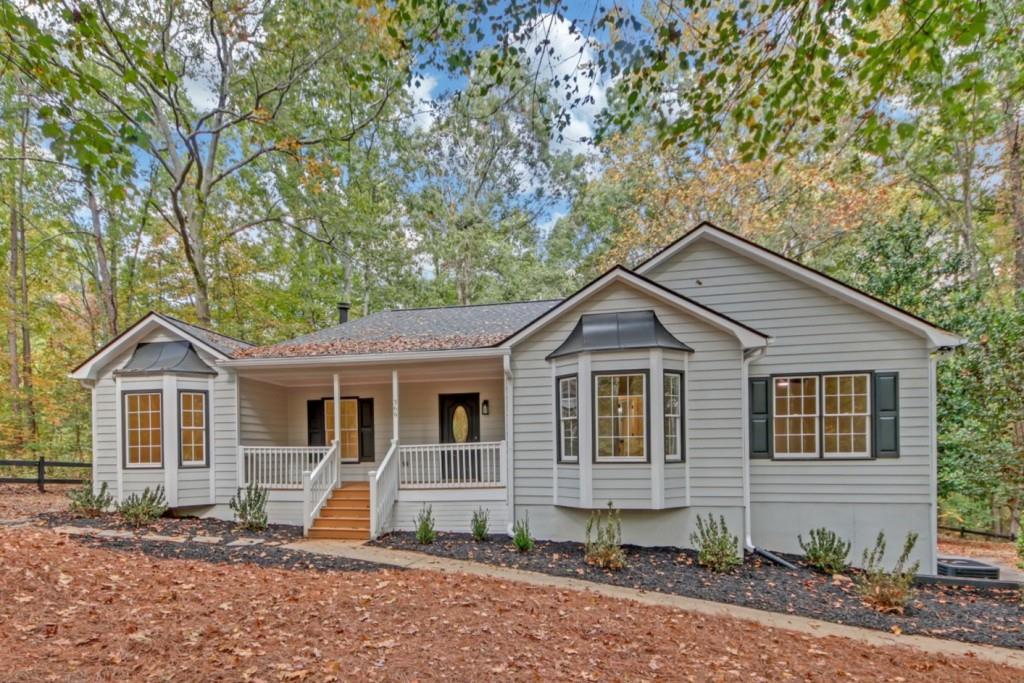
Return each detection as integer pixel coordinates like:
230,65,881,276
438,393,481,484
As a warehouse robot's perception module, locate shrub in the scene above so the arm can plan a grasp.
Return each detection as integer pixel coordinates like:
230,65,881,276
584,502,627,570
689,514,741,572
470,507,489,542
229,481,269,531
856,531,920,614
117,486,168,527
67,481,113,517
512,513,534,553
415,504,436,544
798,527,852,574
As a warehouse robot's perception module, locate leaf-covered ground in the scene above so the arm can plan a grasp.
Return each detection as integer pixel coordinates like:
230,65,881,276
2,526,1022,682
374,532,1024,650
0,484,73,519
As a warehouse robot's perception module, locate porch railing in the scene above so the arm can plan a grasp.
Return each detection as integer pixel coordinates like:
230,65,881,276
239,446,330,489
398,440,505,489
302,441,340,535
368,439,399,539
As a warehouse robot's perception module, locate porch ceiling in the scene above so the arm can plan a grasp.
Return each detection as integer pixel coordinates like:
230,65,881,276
233,356,504,387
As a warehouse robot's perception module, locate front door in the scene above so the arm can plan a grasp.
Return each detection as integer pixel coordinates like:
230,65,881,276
439,393,480,483
439,393,480,444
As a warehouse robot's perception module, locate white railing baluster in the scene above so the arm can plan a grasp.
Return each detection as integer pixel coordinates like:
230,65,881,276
238,446,331,489
395,441,505,490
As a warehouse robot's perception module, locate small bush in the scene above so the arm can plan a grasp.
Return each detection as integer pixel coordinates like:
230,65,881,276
415,504,436,544
229,481,269,531
512,513,534,553
584,502,627,570
117,485,168,527
1017,531,1024,570
798,527,852,574
856,531,920,614
470,507,489,542
690,514,741,572
67,481,112,517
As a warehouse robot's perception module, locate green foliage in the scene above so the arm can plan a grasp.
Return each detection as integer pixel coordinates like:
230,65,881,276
1017,531,1024,571
67,481,112,517
470,507,489,542
856,532,921,614
689,514,741,572
512,513,534,553
798,528,852,575
117,486,167,527
229,482,269,532
584,502,627,571
415,505,436,544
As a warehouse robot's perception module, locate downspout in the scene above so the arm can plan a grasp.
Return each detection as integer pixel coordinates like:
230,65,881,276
740,347,766,552
503,354,516,536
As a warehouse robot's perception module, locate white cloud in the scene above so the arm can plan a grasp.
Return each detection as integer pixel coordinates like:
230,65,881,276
406,74,440,132
512,14,609,156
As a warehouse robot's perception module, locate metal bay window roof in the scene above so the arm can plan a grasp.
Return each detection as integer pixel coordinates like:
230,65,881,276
116,341,216,376
546,311,693,360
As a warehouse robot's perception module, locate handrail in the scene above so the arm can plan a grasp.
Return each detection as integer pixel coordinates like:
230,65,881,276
368,439,399,539
302,441,340,535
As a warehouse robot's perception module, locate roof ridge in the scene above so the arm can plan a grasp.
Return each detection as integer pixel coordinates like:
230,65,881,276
379,298,563,314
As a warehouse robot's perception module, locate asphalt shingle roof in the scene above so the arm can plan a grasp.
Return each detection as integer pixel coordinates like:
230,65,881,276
155,313,255,357
237,300,561,358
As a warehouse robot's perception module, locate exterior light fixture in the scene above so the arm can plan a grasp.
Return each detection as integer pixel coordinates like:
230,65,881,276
481,399,490,415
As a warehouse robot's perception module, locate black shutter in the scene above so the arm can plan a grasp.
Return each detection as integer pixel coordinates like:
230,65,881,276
873,372,899,458
358,398,375,462
307,399,325,446
750,377,771,459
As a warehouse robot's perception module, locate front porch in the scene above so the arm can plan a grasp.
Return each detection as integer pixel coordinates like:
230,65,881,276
231,355,511,538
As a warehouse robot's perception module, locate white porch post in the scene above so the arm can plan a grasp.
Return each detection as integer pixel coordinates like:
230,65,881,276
392,368,399,444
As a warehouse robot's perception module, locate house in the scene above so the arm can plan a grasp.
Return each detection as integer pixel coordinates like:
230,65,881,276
70,222,964,570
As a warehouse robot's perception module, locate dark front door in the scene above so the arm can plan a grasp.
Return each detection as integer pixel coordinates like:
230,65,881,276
439,393,481,483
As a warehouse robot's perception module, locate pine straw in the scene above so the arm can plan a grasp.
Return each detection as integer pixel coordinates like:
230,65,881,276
1,527,1019,682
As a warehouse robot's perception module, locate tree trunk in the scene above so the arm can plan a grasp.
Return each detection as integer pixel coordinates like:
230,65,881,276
15,92,36,440
6,132,20,439
86,179,119,338
1002,98,1024,292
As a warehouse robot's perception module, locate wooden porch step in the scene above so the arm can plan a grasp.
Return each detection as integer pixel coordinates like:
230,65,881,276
307,526,370,540
320,505,369,517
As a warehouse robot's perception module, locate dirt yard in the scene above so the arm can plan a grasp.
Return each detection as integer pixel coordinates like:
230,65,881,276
1,526,1020,682
0,483,73,519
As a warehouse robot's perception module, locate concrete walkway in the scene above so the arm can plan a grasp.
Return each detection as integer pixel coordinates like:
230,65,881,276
288,539,1024,670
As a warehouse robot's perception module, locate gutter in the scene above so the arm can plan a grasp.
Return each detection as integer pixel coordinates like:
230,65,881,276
740,346,766,553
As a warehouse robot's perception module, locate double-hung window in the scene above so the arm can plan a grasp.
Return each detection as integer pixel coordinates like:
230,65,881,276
663,372,683,461
124,391,162,468
772,373,871,459
595,373,646,461
557,376,579,462
179,391,208,467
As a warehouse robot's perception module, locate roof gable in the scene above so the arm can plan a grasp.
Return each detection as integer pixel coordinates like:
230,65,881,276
634,222,964,349
70,312,246,381
502,266,771,351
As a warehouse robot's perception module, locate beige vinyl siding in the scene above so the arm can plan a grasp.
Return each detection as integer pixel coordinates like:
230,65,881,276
91,374,118,496
510,280,743,520
645,238,932,504
239,377,290,446
592,463,652,508
212,369,238,504
556,465,579,505
665,462,687,506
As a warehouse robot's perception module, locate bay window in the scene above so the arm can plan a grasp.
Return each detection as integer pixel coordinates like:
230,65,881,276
179,390,208,467
124,391,162,468
557,375,579,462
595,373,646,461
664,372,683,461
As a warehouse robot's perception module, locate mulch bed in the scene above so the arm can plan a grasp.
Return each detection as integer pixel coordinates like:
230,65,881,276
373,531,1024,650
36,510,302,545
2,526,1021,682
73,532,385,573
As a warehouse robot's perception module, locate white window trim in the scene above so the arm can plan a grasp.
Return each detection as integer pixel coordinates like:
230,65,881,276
557,375,579,463
179,390,208,467
771,376,820,460
594,372,648,463
822,373,872,459
123,390,163,469
663,371,683,462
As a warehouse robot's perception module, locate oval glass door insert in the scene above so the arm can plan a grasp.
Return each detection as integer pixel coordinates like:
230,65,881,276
452,405,469,442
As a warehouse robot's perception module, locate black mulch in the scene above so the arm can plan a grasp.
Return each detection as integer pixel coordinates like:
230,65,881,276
74,533,387,573
372,531,1024,650
36,511,302,545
